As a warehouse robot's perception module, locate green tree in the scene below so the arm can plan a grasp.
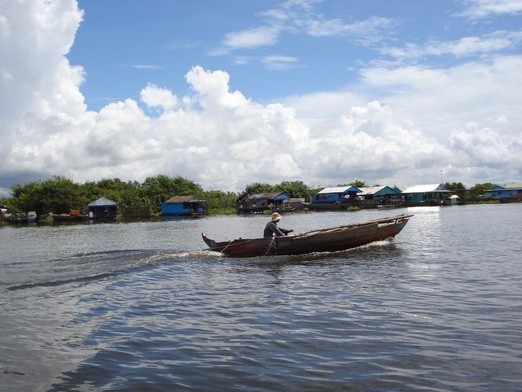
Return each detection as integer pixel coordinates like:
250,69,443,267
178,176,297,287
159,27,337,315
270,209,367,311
274,181,313,199
10,176,84,214
443,182,466,191
80,181,103,203
204,190,237,211
243,182,275,195
141,175,204,212
93,178,139,206
350,179,367,188
443,182,467,198
467,183,493,199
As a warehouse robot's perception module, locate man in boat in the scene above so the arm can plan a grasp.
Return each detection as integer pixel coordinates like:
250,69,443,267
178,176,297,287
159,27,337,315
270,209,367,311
264,212,293,238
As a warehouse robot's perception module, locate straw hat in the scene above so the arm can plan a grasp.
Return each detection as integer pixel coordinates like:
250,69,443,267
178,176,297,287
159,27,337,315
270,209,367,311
271,212,282,222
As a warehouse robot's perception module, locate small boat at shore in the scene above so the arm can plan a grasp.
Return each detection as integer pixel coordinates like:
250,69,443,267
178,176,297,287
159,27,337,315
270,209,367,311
5,211,38,223
202,214,413,258
51,213,89,222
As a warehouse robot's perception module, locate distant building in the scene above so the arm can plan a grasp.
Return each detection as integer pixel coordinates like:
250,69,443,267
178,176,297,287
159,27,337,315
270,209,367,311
87,197,118,219
161,195,207,216
401,184,450,205
447,194,460,205
483,182,522,201
236,192,290,213
310,186,361,205
357,186,402,204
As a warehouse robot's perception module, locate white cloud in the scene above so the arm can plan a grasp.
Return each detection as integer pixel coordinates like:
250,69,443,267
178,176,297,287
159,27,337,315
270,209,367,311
359,55,522,142
304,15,396,45
222,26,280,50
122,64,163,70
461,0,522,19
213,2,398,65
140,84,179,111
262,55,300,70
381,33,519,62
0,0,520,197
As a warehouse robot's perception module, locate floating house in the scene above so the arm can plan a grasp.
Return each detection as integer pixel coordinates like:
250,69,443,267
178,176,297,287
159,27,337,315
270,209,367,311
236,192,290,213
310,186,361,207
270,198,309,212
401,184,450,205
87,197,118,219
161,195,207,216
357,186,402,204
483,182,522,201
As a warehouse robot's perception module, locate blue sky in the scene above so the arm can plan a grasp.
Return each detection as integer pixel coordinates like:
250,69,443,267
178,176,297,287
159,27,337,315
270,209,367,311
0,0,521,195
69,0,520,109
71,0,515,110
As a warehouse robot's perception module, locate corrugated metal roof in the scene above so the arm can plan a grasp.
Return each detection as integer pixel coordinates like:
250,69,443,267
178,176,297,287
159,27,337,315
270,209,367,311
245,192,288,200
358,186,386,195
164,195,203,203
318,186,359,194
401,184,447,193
254,192,284,198
88,197,118,207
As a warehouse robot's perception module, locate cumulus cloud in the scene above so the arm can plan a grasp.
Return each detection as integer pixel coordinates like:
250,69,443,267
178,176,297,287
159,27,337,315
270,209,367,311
359,55,522,140
140,84,178,111
0,0,520,197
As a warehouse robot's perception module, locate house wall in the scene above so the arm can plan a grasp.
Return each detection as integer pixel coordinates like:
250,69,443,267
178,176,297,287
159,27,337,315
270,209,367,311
161,203,191,215
236,194,290,211
237,198,268,211
88,205,117,219
484,189,520,199
403,192,446,204
311,191,358,204
361,188,401,201
161,202,206,215
311,193,342,203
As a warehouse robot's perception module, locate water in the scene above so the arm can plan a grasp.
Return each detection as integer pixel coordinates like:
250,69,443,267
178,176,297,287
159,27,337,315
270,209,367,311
1,204,521,391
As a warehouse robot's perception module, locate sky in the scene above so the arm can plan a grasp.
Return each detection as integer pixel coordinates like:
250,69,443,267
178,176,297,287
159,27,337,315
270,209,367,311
1,0,521,196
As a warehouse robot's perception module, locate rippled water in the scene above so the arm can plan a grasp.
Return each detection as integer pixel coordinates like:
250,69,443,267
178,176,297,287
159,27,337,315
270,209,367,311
1,205,521,391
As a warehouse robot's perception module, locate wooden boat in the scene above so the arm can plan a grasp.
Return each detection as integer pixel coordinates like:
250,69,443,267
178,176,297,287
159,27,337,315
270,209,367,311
202,214,413,258
51,213,89,222
7,211,37,223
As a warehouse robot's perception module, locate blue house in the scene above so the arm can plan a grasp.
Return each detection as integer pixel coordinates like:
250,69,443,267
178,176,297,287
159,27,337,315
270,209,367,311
236,192,290,213
483,182,522,201
357,186,402,203
87,197,118,219
310,186,361,205
401,184,450,205
161,195,207,216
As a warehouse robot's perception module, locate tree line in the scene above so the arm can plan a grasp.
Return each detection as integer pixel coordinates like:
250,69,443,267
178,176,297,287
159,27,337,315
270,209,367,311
0,176,320,216
0,175,493,216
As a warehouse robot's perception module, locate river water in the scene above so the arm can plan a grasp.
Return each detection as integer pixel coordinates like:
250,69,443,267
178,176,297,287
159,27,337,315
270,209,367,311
1,204,521,391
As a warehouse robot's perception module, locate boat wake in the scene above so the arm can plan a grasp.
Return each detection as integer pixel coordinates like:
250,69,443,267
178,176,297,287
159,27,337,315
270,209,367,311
3,249,211,292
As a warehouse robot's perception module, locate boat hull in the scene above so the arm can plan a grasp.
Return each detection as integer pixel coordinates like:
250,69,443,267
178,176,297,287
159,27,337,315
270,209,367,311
202,214,412,258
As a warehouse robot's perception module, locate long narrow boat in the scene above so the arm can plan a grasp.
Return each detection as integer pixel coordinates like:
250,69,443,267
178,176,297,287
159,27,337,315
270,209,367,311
202,214,413,258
